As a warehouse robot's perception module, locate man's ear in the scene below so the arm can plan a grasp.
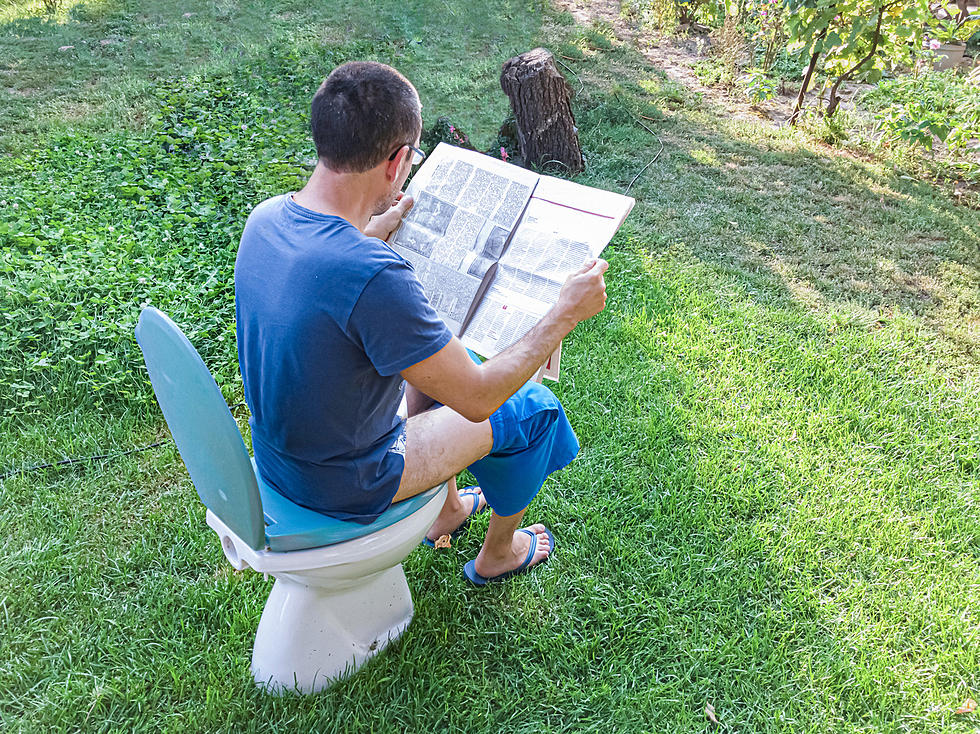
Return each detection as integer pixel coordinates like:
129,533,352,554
383,146,409,182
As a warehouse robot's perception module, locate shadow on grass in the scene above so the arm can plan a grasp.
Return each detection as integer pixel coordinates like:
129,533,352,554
2,2,979,732
571,72,980,355
548,32,980,730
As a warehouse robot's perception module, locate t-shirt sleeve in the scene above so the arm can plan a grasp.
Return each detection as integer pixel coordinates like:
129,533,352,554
347,260,454,377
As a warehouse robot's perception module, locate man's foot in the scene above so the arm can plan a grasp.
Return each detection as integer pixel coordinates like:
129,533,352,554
470,524,552,580
424,487,487,544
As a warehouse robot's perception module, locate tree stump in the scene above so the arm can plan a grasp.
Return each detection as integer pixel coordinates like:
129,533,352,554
500,48,584,174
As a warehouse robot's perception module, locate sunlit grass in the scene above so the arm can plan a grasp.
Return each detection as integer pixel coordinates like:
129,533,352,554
2,0,979,731
0,0,90,24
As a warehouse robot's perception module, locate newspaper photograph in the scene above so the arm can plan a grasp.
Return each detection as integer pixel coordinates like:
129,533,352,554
389,242,482,334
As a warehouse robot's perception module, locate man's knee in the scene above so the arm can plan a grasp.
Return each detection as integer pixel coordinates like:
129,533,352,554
468,379,579,515
489,380,570,454
520,381,564,422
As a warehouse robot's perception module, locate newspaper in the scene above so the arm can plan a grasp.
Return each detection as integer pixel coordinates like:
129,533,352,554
390,145,538,334
389,143,635,378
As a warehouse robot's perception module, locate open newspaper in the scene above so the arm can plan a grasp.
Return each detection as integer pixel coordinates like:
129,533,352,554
389,143,634,380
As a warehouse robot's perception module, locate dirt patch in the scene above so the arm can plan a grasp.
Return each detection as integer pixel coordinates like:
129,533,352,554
554,0,871,126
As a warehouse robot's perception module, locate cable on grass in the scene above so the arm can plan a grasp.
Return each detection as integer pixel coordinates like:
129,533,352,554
0,403,248,481
615,94,666,195
0,441,173,481
625,155,660,195
555,57,585,96
540,158,572,172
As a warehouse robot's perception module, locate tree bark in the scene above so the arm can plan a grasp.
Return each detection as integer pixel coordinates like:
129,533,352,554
790,45,821,126
826,2,897,117
954,0,969,23
500,48,584,174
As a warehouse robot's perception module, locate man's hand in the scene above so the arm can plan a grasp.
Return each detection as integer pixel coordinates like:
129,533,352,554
401,258,610,423
364,193,414,242
554,258,609,327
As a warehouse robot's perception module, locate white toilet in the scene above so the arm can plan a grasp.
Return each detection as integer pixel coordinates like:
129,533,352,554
208,467,447,694
208,479,447,693
135,307,448,694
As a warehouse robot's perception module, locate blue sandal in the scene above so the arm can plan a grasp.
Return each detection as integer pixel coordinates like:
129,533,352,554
462,527,555,585
421,487,486,548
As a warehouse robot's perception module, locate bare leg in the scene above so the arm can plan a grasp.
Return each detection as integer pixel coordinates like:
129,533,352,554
401,392,491,542
393,405,493,501
475,510,552,578
425,477,489,542
396,402,551,575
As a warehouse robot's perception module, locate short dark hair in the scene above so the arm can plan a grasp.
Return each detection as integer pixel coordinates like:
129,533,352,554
311,61,421,173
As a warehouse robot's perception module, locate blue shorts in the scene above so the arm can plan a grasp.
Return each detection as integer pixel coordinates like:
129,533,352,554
465,352,579,516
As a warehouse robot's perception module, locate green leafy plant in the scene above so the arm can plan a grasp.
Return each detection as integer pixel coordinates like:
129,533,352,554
927,10,980,44
862,68,980,156
676,0,728,28
739,66,780,102
786,0,932,122
693,56,731,86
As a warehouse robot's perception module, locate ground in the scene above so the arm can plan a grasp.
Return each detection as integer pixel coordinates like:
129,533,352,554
1,1,979,732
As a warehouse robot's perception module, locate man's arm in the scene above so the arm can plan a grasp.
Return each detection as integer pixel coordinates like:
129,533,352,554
401,259,609,422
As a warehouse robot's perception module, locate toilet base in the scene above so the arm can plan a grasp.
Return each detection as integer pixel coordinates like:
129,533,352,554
251,564,414,694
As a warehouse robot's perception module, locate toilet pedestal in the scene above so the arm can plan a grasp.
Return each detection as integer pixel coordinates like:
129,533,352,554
251,565,415,694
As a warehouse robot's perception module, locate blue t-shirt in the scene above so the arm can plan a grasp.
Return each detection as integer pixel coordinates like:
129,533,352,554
234,194,453,522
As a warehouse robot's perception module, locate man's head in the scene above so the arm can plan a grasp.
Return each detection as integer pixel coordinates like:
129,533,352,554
311,61,422,174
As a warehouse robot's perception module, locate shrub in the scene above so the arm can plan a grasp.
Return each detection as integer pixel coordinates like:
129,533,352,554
786,0,932,119
861,68,980,153
738,66,780,102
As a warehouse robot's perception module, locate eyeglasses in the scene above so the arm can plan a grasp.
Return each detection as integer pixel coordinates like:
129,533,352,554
388,143,426,167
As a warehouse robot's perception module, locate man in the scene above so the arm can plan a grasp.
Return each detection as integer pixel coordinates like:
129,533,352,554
235,61,608,584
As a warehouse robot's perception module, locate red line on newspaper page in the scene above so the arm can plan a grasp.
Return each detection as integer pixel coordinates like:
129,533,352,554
531,197,616,219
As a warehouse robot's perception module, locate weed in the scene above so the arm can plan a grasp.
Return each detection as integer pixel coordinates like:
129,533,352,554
862,68,980,157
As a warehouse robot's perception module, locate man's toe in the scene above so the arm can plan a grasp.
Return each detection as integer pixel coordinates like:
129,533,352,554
523,526,552,565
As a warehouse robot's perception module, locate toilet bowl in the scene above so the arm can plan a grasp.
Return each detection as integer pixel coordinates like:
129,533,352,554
208,479,448,694
134,307,451,696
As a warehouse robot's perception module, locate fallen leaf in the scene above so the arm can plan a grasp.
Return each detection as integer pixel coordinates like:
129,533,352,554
434,534,451,549
705,702,719,725
955,698,977,715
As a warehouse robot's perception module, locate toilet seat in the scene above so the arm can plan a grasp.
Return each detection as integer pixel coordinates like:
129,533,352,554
207,481,448,574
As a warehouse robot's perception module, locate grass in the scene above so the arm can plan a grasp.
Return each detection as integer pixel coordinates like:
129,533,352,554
2,0,980,731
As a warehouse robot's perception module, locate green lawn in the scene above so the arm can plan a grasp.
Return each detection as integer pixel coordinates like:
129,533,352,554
2,1,979,732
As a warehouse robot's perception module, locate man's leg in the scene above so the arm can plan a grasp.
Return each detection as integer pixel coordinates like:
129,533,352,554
395,404,553,575
475,511,552,578
423,475,489,543
401,387,487,541
393,405,491,501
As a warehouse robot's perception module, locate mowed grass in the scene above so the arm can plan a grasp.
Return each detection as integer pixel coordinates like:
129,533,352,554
2,1,980,732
